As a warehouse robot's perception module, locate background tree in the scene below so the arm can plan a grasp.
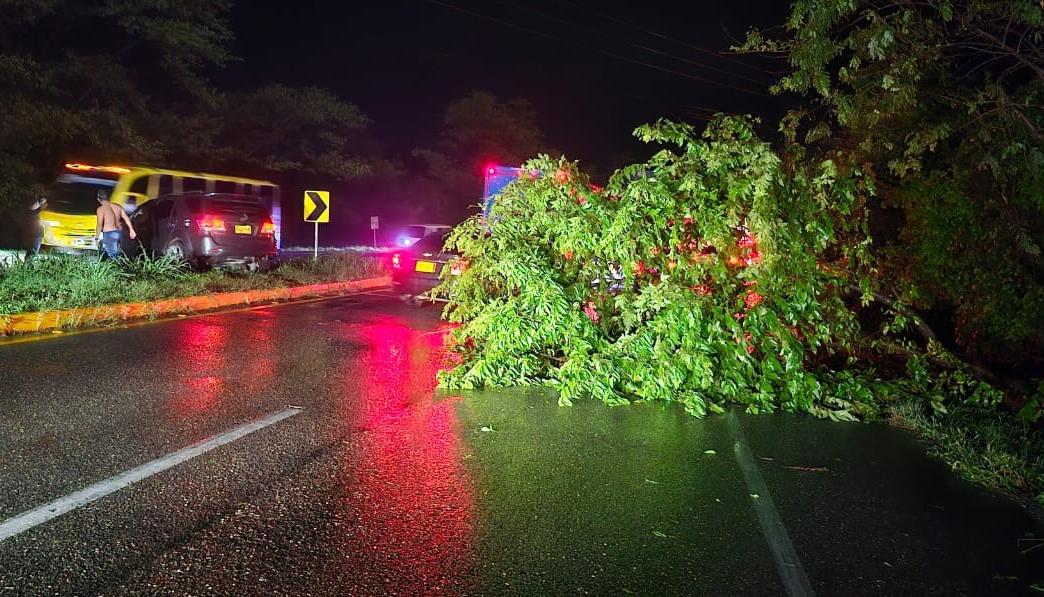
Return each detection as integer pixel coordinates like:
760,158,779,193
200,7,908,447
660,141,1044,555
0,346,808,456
0,0,234,208
204,85,372,180
0,0,377,249
741,0,1044,375
414,90,551,220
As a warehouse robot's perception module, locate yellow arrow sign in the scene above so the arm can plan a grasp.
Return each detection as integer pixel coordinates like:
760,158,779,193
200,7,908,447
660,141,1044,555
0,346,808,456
303,190,330,223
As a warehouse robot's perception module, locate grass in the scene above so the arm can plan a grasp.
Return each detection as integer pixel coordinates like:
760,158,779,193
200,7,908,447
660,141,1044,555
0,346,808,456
887,399,1044,509
0,252,387,315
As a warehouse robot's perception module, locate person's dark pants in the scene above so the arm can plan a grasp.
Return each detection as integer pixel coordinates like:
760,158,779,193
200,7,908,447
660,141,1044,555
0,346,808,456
100,230,123,259
25,229,42,261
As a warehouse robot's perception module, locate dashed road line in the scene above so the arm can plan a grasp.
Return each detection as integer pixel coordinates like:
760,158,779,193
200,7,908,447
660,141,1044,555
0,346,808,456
0,406,302,543
727,412,815,597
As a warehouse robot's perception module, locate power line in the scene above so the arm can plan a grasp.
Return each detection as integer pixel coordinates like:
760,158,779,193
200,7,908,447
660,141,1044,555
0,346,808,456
680,104,740,121
572,1,779,77
420,0,774,99
492,0,772,88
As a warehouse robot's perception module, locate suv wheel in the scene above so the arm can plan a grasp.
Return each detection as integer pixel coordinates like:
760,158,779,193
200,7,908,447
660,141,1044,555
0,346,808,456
164,239,187,262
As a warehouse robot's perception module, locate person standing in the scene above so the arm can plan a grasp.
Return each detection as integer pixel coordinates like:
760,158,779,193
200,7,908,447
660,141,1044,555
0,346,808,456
26,195,47,260
95,190,136,259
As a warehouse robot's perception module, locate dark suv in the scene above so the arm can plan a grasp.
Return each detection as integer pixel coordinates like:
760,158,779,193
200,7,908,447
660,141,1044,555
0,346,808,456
124,192,276,269
391,232,462,304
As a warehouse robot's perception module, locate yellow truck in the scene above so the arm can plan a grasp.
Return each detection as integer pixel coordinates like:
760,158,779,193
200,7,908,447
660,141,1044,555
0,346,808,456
40,163,282,252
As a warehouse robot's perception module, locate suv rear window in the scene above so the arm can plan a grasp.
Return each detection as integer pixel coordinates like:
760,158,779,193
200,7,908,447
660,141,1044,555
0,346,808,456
412,232,447,253
184,195,265,216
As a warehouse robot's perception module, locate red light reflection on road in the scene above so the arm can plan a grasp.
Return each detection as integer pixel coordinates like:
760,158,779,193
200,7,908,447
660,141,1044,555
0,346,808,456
340,316,474,593
163,313,278,418
178,375,223,413
240,310,276,395
168,321,228,415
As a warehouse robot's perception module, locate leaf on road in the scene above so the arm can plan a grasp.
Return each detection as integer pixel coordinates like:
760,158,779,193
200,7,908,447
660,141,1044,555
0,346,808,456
783,465,831,473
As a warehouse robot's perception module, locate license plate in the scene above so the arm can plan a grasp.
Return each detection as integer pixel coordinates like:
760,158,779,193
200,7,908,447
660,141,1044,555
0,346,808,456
234,224,252,235
415,260,437,273
74,238,93,247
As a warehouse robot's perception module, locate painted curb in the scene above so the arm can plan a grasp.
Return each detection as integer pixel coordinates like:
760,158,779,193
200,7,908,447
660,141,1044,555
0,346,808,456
0,275,391,336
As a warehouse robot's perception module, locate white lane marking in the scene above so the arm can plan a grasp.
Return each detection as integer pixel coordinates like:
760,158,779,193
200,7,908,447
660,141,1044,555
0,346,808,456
0,406,302,543
727,413,815,597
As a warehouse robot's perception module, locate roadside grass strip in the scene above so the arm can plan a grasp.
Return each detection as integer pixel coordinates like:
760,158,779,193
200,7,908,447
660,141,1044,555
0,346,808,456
0,276,390,335
0,252,387,318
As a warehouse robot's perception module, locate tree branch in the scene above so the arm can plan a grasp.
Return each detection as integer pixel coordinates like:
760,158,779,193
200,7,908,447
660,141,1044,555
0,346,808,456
852,284,939,343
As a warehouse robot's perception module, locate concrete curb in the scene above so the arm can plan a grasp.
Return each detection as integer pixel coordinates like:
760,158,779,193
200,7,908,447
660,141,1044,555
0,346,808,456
0,275,391,336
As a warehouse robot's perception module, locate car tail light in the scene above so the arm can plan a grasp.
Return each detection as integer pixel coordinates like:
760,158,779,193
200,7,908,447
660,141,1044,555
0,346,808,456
392,253,402,269
197,216,225,233
260,221,275,235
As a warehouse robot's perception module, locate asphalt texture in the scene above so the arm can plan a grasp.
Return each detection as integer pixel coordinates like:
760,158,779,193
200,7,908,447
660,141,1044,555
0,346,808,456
0,291,1041,595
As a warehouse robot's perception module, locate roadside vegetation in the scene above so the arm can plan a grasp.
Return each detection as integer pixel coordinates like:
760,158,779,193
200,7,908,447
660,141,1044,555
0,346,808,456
0,2,376,223
438,0,1044,506
0,253,386,315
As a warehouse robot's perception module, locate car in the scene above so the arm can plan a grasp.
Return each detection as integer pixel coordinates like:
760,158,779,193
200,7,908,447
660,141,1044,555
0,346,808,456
395,224,452,248
390,232,462,304
123,192,276,270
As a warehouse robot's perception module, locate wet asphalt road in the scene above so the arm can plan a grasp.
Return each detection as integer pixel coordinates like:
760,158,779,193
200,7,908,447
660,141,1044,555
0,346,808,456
0,291,1041,595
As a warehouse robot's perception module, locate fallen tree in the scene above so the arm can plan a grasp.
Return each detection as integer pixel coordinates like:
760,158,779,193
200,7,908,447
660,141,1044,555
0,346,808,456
436,0,1044,505
439,117,881,420
435,117,1043,505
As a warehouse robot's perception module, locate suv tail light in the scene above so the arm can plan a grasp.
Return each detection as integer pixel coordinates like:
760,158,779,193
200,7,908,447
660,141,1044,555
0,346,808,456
260,220,275,235
197,216,225,233
391,252,402,269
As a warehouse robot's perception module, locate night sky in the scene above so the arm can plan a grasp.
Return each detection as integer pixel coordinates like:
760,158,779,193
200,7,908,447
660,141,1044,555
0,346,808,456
228,0,793,174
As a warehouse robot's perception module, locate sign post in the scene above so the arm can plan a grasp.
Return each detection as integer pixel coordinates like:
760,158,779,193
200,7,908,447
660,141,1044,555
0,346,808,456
303,190,330,260
370,216,379,248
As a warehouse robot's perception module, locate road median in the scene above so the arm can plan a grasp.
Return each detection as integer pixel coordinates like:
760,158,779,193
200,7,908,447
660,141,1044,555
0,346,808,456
0,275,390,336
